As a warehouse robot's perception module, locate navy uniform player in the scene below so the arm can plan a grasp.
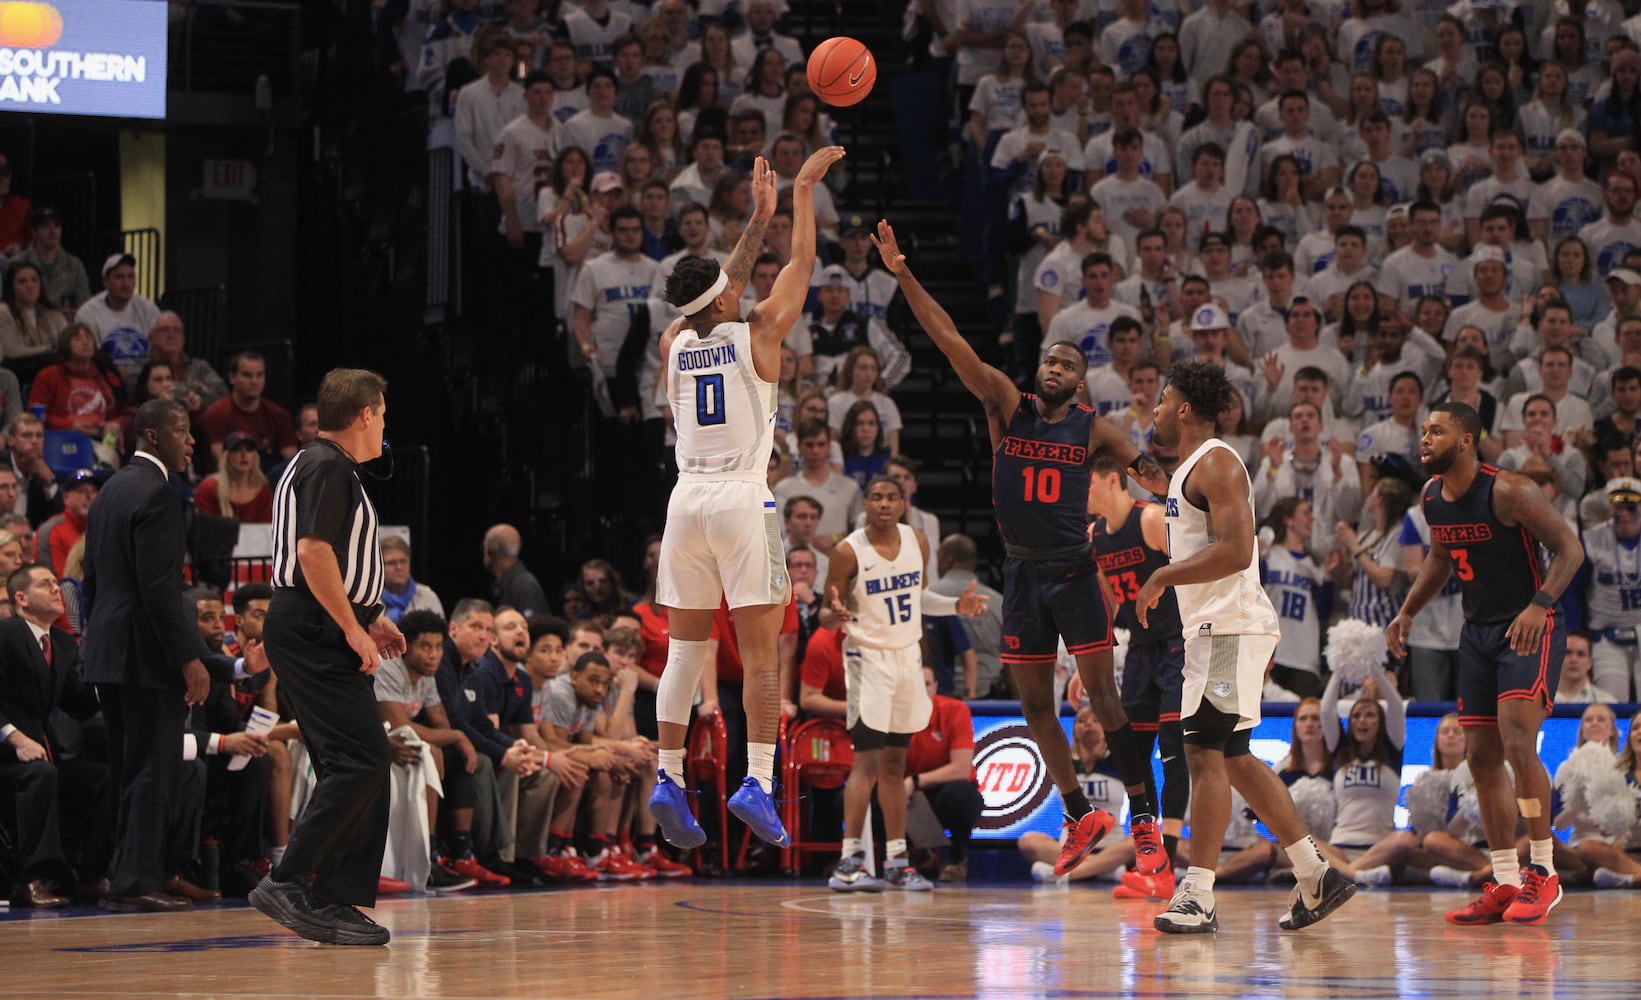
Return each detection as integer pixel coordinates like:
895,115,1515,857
646,146,847,850
1139,361,1355,934
870,220,1176,883
1387,402,1585,926
1087,452,1189,900
818,475,988,893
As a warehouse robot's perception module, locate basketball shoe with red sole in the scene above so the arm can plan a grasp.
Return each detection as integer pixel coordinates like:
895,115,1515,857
1129,814,1168,876
1054,808,1115,877
1113,865,1175,899
1503,866,1562,925
447,855,510,888
1445,881,1518,925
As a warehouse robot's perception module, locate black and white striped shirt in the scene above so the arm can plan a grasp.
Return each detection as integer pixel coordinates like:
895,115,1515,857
271,438,384,607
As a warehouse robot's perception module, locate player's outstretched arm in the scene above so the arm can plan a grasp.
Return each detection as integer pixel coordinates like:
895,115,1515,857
1134,448,1249,626
721,156,777,306
751,146,847,340
1386,537,1453,658
818,540,858,631
1089,411,1169,495
1495,470,1585,655
870,220,1018,419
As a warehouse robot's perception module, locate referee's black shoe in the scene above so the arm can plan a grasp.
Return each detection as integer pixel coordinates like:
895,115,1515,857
249,875,391,946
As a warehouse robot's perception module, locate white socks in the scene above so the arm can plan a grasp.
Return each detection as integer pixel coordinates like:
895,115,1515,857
1491,848,1521,888
885,838,908,865
655,638,709,726
1184,866,1216,893
658,748,685,781
842,837,862,859
748,742,776,793
1285,836,1329,904
1529,838,1555,876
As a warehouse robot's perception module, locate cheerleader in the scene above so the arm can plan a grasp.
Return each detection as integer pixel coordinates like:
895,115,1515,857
1320,657,1414,884
1556,705,1641,887
1020,707,1135,883
1411,713,1495,887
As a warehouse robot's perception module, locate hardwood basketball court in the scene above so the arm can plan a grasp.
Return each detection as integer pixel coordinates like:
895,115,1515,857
0,882,1632,998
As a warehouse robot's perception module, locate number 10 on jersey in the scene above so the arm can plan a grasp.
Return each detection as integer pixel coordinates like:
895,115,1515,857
1021,466,1061,503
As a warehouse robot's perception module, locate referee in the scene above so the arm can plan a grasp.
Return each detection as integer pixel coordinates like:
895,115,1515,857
248,368,406,946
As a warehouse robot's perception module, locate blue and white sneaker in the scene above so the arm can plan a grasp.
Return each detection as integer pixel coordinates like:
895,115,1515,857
648,770,706,849
727,777,790,848
828,855,884,893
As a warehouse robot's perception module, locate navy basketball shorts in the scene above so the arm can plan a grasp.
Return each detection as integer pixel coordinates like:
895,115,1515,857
1456,615,1565,725
1000,552,1114,667
1120,638,1185,728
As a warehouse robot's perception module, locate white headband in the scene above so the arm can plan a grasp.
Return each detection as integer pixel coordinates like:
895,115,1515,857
678,270,729,316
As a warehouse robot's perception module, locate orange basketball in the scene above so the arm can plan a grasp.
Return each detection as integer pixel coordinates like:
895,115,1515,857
806,36,875,108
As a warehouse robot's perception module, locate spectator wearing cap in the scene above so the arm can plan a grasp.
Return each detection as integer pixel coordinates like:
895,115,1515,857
1188,301,1259,416
0,258,66,388
200,350,297,467
1531,130,1602,250
1443,244,1517,358
73,254,158,388
193,431,274,524
10,206,89,316
559,68,632,175
1594,268,1641,359
806,264,910,388
1580,476,1641,700
26,323,122,439
829,212,898,324
1578,171,1641,276
146,311,228,415
771,133,839,244
37,469,98,578
1196,230,1258,321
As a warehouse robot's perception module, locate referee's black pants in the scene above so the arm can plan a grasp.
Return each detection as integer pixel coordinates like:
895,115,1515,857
265,590,391,907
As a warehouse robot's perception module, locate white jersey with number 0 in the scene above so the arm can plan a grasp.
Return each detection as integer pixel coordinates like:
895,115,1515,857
1167,438,1281,636
843,523,925,650
666,320,777,479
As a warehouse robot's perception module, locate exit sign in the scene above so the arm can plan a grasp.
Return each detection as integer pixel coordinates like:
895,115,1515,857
203,159,257,200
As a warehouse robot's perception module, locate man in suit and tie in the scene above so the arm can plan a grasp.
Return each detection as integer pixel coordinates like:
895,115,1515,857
81,398,210,913
0,563,110,906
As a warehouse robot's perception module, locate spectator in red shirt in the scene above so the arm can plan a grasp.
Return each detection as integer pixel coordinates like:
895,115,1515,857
193,431,275,523
27,323,122,436
902,667,983,883
200,350,297,467
39,469,98,578
797,626,846,719
0,158,32,255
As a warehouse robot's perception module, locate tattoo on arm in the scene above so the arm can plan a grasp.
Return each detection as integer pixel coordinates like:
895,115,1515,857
723,218,770,300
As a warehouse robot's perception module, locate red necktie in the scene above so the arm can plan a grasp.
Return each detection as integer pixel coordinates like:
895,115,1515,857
40,633,52,671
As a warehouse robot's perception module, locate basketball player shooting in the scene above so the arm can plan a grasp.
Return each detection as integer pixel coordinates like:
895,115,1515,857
1138,361,1355,934
1386,403,1584,926
645,145,847,851
870,219,1176,883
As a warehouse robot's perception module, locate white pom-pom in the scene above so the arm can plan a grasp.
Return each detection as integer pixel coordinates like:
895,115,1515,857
1557,743,1636,841
1406,768,1453,835
1324,619,1388,686
1289,775,1337,842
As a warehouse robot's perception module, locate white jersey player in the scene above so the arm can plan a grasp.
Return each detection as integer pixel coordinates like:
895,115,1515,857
1140,360,1355,935
820,475,988,892
647,146,847,853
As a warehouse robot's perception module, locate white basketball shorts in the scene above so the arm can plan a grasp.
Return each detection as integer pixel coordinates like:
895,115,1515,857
844,641,932,736
1181,631,1279,733
657,478,791,611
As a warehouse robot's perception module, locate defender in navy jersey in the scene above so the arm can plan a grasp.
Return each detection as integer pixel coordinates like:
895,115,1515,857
1087,453,1189,900
1388,402,1585,928
871,220,1176,887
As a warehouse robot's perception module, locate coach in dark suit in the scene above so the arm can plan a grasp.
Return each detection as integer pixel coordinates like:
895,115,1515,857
0,564,110,907
81,399,210,913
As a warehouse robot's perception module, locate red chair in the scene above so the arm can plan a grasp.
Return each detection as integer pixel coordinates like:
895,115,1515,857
782,716,854,875
686,712,731,873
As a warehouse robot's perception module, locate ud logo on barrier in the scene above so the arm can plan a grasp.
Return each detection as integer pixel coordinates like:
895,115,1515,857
972,724,1054,831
